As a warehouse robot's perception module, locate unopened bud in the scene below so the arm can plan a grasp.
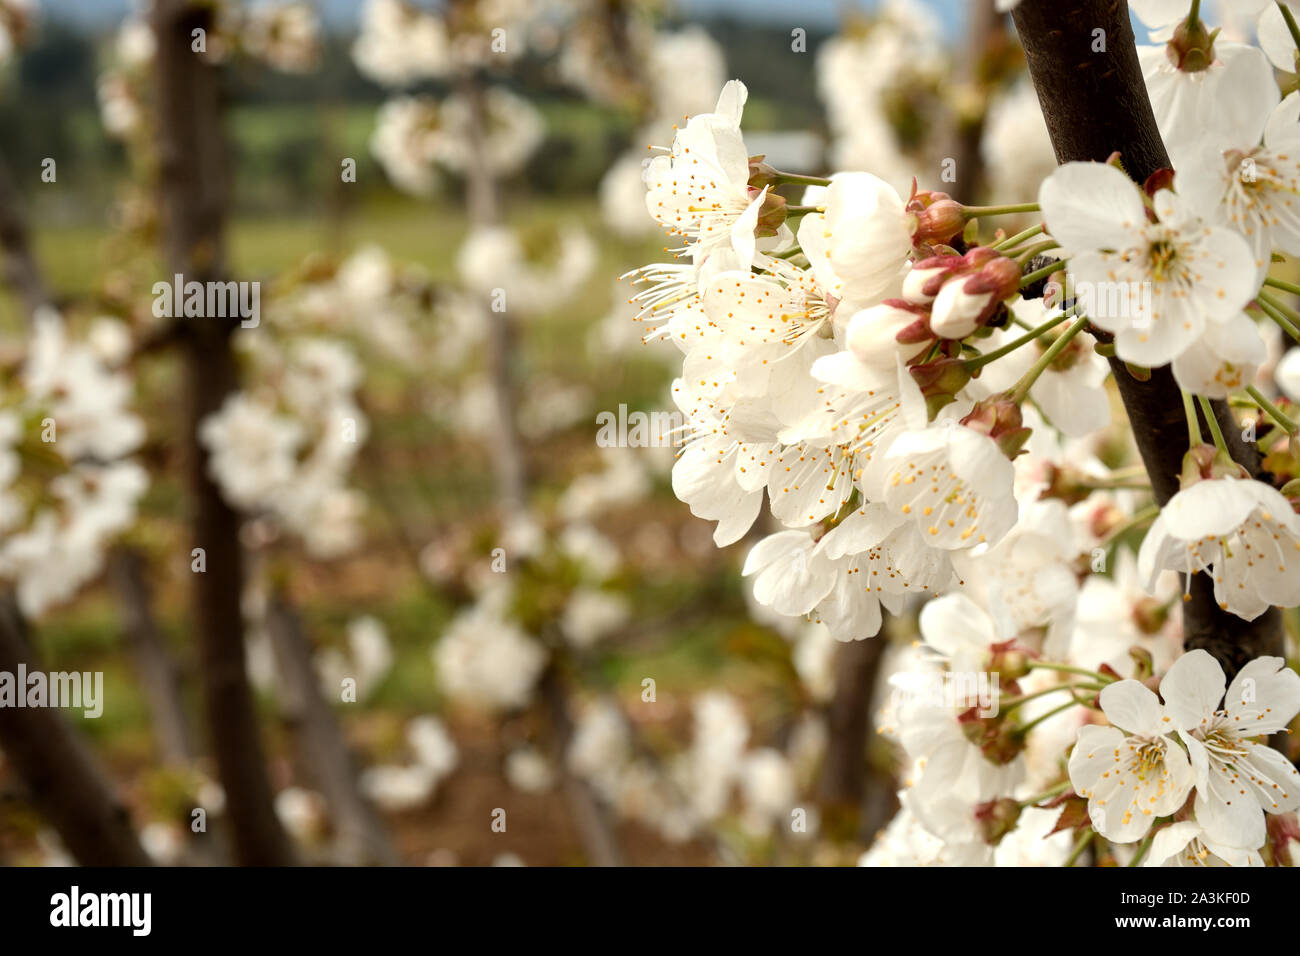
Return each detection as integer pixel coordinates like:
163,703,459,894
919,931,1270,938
1167,16,1218,73
902,262,951,305
1267,812,1300,867
747,156,779,189
931,279,994,339
959,707,1023,764
750,187,788,238
913,199,966,247
989,640,1032,682
961,396,1032,460
975,797,1022,845
929,254,1021,340
1131,599,1167,637
910,357,972,418
846,302,931,367
1041,462,1092,506
1179,444,1249,488
1127,644,1155,681
1280,477,1300,507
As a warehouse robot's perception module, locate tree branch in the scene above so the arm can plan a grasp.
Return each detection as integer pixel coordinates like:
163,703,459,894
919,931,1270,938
1011,0,1284,679
0,593,152,866
152,0,295,865
108,546,196,768
264,591,400,865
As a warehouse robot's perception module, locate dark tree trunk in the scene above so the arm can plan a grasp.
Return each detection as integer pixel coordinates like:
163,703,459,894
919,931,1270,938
0,594,152,865
1011,0,1285,679
152,0,295,865
816,636,888,842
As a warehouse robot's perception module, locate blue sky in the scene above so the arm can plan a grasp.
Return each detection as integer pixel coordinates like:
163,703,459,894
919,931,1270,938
38,0,1170,37
44,0,963,30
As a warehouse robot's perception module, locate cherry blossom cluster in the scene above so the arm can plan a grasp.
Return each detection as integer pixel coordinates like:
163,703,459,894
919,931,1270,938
0,312,147,618
627,0,1300,865
97,2,323,141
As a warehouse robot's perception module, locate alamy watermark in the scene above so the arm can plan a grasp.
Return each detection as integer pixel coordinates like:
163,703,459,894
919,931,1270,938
0,665,103,718
889,670,1000,718
1054,273,1154,330
152,273,260,328
595,404,684,448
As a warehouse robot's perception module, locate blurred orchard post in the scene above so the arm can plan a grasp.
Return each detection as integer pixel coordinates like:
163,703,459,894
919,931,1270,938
0,594,152,865
0,156,53,316
1011,0,1285,678
264,591,400,865
152,0,295,865
816,634,888,842
539,666,625,867
449,0,527,518
439,0,624,864
940,0,1004,204
108,547,197,767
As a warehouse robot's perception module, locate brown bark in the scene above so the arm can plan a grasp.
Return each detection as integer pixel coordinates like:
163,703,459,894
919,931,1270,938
0,594,152,865
815,636,887,842
942,0,1004,204
1011,0,1285,679
264,592,399,865
152,0,295,864
0,119,152,866
108,547,196,767
539,666,625,867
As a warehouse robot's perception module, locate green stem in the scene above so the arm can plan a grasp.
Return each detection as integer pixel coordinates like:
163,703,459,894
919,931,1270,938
1182,390,1203,447
1197,394,1229,454
1015,240,1062,263
1018,780,1071,808
991,224,1044,251
784,204,824,214
1026,661,1116,683
1255,291,1300,343
1101,503,1160,547
964,306,1074,371
1001,681,1103,713
1245,384,1300,435
1008,314,1088,402
1128,830,1155,867
1278,2,1300,54
1065,829,1092,867
1019,258,1068,289
1264,276,1300,297
1188,0,1202,27
773,171,832,188
1016,697,1082,735
963,202,1041,219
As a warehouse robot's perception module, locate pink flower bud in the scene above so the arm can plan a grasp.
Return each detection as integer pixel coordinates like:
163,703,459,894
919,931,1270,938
961,397,1032,460
913,199,966,247
846,302,931,366
901,263,949,305
930,279,994,339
